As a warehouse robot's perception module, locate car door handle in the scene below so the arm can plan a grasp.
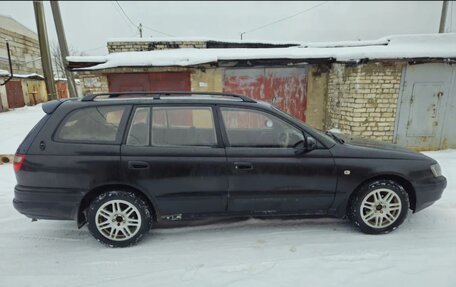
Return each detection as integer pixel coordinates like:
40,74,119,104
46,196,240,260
128,161,149,170
234,162,253,170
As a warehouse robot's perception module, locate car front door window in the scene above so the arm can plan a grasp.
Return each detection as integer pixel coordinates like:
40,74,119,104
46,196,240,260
220,107,304,148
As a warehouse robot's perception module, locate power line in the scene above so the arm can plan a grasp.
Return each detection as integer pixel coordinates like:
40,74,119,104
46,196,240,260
242,1,329,36
115,1,136,28
115,1,174,37
81,45,107,53
142,24,175,37
112,2,136,34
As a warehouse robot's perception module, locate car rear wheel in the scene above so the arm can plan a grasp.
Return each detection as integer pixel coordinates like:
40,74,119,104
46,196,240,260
348,180,409,234
87,191,152,247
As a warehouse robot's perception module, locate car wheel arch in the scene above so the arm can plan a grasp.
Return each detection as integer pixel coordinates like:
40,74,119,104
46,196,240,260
347,174,416,214
77,184,158,228
333,174,416,218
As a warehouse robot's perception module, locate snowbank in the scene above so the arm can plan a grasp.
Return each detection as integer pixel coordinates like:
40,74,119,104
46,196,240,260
0,104,45,154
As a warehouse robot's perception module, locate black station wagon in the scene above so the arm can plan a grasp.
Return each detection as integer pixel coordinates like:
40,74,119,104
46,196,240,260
13,92,447,247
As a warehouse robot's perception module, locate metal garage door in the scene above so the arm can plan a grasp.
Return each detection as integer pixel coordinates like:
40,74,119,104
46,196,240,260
223,67,308,121
395,63,456,150
5,80,25,108
108,72,191,93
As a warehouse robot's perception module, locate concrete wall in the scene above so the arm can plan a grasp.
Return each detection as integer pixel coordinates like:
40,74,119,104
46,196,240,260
306,65,329,130
0,84,7,110
22,79,47,105
191,68,224,92
0,27,42,75
79,73,109,95
326,62,404,142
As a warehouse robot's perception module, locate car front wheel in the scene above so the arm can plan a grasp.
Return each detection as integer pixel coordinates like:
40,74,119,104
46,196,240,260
348,180,409,234
87,191,152,247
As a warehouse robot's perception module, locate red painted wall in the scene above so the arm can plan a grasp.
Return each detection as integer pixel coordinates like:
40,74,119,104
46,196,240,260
223,67,307,121
108,72,191,92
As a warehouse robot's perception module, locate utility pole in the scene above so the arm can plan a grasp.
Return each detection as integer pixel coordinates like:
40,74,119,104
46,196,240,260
240,32,245,40
139,23,143,38
439,0,449,33
33,0,57,100
50,0,78,98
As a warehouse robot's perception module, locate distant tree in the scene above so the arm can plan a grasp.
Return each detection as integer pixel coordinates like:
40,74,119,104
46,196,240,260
51,43,86,79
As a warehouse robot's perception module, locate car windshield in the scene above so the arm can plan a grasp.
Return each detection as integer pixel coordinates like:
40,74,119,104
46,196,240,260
271,106,337,144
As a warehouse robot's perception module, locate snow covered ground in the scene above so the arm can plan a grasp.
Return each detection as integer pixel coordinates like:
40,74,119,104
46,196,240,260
0,104,45,154
0,105,455,287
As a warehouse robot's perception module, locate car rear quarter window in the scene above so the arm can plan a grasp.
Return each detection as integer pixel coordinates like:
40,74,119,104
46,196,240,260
56,105,128,143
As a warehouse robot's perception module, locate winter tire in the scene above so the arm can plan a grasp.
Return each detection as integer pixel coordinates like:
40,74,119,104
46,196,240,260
348,179,409,234
87,191,152,247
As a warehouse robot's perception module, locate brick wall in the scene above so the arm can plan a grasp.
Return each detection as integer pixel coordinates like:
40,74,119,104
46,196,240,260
108,41,207,53
326,62,404,142
0,27,42,75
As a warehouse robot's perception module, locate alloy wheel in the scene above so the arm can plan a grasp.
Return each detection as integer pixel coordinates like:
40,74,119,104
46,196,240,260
360,188,402,229
95,199,142,241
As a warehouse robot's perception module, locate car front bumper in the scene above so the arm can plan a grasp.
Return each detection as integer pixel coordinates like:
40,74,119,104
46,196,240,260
414,176,447,212
13,185,84,220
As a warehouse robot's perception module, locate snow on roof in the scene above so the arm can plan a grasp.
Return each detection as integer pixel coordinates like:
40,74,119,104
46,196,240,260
108,36,389,48
0,69,9,76
69,33,456,70
0,15,37,40
0,70,44,79
108,37,302,46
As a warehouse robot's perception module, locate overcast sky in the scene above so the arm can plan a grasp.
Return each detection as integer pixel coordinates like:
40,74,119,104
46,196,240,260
0,1,454,55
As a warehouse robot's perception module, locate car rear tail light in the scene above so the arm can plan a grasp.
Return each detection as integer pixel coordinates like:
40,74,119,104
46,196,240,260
13,154,26,172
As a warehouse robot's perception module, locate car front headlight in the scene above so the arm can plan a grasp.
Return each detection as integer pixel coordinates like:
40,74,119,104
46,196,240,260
430,163,442,177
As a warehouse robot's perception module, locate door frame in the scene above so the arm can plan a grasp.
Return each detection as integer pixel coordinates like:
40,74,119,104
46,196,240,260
393,64,407,145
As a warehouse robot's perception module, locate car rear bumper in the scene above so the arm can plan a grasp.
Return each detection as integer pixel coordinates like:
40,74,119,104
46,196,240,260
414,176,447,212
13,185,84,220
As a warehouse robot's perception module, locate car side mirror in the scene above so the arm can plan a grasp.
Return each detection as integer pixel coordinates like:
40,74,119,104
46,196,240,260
306,136,317,151
294,136,317,155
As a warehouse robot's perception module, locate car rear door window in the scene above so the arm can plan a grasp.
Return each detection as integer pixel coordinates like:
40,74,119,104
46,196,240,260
151,106,217,147
221,107,304,148
56,105,128,143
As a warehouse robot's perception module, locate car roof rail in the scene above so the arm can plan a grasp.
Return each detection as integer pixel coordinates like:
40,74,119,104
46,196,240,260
81,91,256,103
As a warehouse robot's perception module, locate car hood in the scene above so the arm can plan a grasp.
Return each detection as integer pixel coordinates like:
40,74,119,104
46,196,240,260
331,133,433,161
